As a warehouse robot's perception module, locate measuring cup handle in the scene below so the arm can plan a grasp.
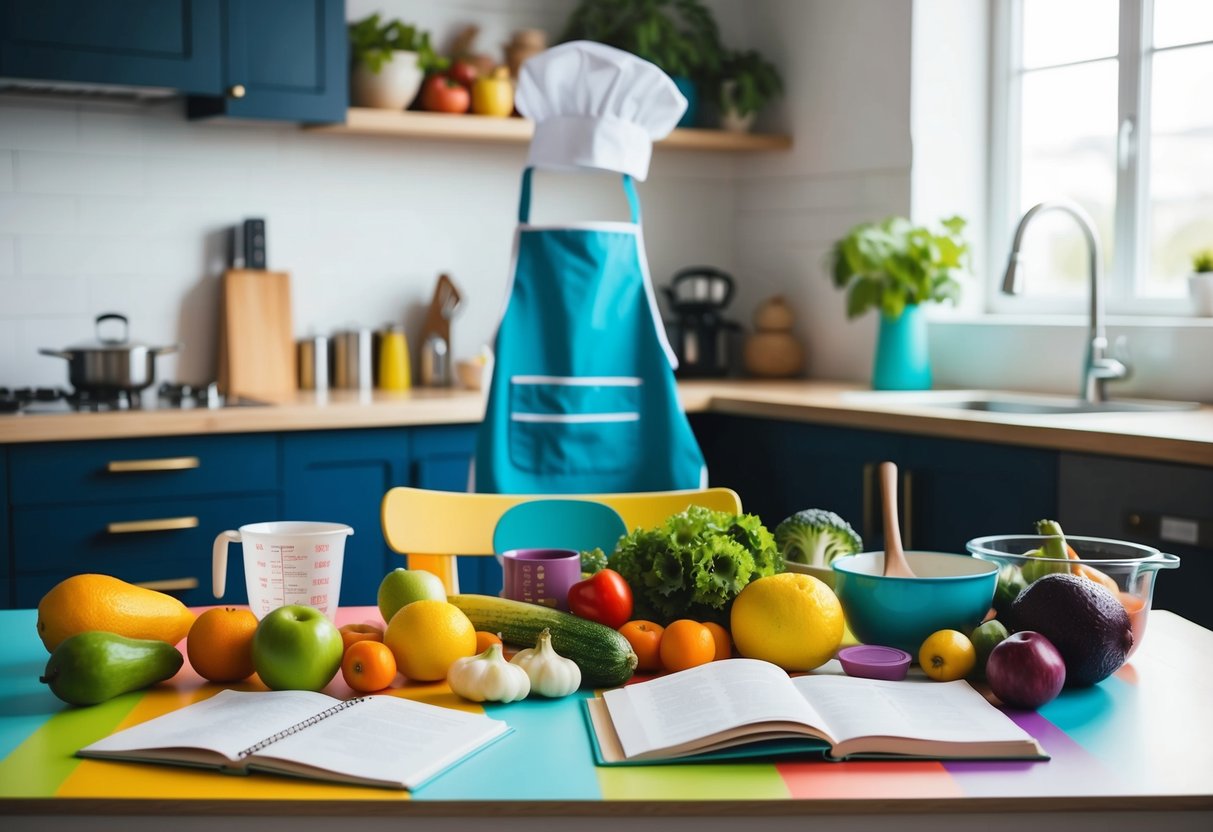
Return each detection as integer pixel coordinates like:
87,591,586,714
212,530,241,598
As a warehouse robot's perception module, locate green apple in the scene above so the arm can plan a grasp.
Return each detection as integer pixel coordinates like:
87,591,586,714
377,568,446,624
252,605,344,691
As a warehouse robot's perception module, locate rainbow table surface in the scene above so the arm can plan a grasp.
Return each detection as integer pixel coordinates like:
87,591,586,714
1,606,1212,830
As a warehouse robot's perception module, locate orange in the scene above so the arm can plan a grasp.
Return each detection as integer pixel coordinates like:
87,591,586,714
619,620,664,672
341,640,398,693
703,621,732,661
658,619,716,673
36,573,195,652
474,631,503,653
340,623,384,652
186,607,259,683
383,599,476,682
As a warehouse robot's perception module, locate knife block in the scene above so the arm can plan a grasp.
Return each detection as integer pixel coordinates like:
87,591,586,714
218,269,296,400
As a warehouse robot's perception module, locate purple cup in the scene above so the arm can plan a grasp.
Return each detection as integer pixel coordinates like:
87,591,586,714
501,548,581,610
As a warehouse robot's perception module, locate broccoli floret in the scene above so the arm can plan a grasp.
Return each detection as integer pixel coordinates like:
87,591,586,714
774,509,863,567
579,547,609,576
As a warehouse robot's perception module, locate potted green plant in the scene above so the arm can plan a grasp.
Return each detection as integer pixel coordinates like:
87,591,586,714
348,14,444,110
828,216,970,390
1189,248,1213,316
715,49,783,132
561,0,725,127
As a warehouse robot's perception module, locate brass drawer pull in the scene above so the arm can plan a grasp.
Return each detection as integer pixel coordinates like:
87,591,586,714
133,577,200,592
107,516,200,534
107,456,201,473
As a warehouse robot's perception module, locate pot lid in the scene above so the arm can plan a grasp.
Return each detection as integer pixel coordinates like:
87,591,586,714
65,314,151,350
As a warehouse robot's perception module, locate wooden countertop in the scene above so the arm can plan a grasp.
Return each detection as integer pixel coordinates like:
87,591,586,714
1,607,1210,830
1,380,1211,467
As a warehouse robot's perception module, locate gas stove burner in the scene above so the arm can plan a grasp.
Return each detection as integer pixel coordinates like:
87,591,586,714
67,388,138,411
158,381,225,409
0,386,70,412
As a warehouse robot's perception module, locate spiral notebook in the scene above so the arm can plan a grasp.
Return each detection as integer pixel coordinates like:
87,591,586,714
78,689,510,790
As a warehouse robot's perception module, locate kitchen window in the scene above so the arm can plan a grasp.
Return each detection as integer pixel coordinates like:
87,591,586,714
988,0,1213,316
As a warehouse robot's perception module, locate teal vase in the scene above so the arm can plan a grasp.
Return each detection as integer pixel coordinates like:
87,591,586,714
872,304,932,390
672,76,698,127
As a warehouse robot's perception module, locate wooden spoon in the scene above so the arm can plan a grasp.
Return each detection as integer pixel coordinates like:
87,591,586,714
879,461,917,578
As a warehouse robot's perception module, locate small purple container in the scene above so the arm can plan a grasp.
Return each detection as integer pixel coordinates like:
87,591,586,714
837,645,912,681
500,548,581,610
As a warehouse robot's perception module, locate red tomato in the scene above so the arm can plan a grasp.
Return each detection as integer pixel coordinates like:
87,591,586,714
421,74,470,113
568,569,634,630
448,59,479,89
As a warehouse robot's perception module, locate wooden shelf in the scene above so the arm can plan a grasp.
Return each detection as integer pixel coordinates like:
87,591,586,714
306,108,793,152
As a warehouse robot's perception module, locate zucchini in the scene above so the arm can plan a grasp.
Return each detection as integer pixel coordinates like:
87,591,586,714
449,594,637,687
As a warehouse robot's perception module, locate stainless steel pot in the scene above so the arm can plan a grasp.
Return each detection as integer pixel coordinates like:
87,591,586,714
39,313,179,393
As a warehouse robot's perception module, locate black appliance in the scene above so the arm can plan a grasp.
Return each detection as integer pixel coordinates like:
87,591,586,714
0,383,264,414
662,266,740,378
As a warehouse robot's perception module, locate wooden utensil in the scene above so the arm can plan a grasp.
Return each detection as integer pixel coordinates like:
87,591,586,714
879,461,917,578
218,269,296,400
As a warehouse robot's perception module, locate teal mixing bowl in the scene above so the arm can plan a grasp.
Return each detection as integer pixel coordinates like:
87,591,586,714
832,552,998,655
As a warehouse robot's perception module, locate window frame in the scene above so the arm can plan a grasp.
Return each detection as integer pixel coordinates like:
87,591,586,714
986,0,1201,318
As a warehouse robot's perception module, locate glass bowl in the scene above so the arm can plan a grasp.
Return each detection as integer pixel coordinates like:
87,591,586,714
965,535,1180,657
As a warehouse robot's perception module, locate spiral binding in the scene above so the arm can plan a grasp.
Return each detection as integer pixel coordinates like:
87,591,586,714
238,697,370,758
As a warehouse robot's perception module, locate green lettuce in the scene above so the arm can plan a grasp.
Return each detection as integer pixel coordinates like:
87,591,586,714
610,506,782,625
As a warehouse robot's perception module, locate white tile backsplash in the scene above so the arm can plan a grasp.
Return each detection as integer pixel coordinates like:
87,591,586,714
18,150,144,196
0,193,76,235
0,151,13,192
0,237,15,276
0,276,87,317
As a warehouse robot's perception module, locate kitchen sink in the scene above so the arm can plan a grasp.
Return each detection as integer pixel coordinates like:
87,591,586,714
842,390,1202,415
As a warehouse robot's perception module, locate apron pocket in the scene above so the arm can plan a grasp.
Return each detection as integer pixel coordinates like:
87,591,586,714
509,376,643,475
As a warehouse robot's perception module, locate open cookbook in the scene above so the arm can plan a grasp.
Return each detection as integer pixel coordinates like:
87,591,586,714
585,658,1047,764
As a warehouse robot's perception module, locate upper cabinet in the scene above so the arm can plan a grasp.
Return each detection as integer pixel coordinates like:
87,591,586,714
0,0,223,94
187,0,347,124
0,0,347,124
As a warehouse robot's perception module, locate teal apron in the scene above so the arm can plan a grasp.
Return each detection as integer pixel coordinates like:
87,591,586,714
474,168,706,494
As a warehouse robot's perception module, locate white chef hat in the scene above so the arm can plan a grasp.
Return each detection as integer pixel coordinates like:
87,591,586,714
515,40,688,182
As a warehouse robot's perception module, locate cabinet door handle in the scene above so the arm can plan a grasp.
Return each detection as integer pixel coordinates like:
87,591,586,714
862,463,876,546
107,516,199,535
107,456,200,473
133,577,200,592
901,471,914,551
228,83,247,99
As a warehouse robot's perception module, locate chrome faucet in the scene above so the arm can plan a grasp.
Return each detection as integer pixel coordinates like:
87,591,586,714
1001,201,1128,404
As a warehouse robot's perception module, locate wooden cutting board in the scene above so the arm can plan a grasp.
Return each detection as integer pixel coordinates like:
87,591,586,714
218,269,296,400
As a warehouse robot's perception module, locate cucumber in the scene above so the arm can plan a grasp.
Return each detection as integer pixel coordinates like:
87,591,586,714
449,594,637,687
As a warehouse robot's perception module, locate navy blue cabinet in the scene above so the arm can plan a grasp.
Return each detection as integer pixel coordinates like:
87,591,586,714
188,0,347,123
282,429,410,608
692,414,1058,555
409,425,493,595
1,449,9,608
0,0,222,94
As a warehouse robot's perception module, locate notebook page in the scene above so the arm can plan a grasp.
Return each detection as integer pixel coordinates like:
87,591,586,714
791,675,1031,745
256,695,509,787
82,689,338,761
604,659,826,759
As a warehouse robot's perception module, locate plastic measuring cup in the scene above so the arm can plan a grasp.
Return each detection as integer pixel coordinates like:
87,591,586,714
213,521,353,619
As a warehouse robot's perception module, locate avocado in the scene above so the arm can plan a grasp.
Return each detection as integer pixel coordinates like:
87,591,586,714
1009,573,1133,687
40,631,184,706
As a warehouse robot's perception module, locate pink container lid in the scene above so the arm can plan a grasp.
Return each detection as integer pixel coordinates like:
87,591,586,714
838,645,912,681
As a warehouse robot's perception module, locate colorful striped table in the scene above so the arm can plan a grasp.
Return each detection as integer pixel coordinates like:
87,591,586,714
2,607,1211,830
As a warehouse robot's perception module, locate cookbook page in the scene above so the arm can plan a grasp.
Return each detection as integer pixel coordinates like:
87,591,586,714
603,659,828,760
81,689,338,762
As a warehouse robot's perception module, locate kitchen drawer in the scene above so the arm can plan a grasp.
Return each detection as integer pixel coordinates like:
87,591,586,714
11,494,278,608
9,434,278,507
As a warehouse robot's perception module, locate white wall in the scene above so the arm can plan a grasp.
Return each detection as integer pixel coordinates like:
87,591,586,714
0,0,742,389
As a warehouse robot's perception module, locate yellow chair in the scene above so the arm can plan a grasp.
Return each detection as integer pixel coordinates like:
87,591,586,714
380,486,743,594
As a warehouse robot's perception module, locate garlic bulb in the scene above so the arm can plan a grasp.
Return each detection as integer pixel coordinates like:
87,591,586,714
510,628,582,698
447,643,530,703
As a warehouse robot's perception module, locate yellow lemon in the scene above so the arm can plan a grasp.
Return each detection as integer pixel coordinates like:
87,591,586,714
383,600,476,682
730,573,844,671
918,629,976,682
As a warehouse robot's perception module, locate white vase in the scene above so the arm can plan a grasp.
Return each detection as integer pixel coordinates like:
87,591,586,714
351,50,423,110
718,80,757,133
1188,272,1213,316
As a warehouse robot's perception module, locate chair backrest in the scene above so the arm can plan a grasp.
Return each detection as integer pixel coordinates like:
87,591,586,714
492,500,628,556
380,486,743,592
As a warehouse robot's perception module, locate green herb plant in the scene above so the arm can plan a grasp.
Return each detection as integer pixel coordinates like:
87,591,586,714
829,216,971,320
561,0,725,81
1192,248,1213,273
717,49,783,117
348,14,445,74
608,506,782,626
